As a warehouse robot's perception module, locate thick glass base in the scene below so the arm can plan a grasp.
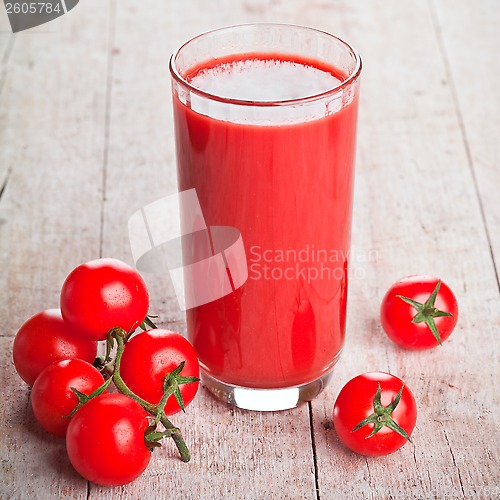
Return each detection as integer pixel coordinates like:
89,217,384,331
202,367,335,411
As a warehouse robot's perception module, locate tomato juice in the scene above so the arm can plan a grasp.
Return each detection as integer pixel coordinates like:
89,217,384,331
172,52,359,390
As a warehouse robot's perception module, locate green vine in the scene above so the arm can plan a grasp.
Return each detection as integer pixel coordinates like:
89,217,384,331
69,323,198,462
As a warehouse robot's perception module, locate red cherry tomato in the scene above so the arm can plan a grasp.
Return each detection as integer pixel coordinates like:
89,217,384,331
120,329,200,415
333,372,417,456
31,359,106,437
66,393,151,486
380,275,458,349
12,309,97,386
60,258,149,341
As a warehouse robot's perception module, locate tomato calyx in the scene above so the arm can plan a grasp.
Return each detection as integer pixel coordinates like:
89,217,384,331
144,423,181,452
140,361,199,452
66,377,113,418
139,314,159,332
352,383,412,442
161,361,200,413
396,280,454,345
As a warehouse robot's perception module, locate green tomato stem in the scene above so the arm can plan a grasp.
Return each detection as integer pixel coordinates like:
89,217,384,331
111,329,191,462
160,415,191,462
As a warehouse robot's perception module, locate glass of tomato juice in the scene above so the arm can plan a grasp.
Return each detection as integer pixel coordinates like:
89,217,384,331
169,24,361,411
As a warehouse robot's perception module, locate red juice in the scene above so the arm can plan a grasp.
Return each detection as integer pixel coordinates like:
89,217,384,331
172,54,359,389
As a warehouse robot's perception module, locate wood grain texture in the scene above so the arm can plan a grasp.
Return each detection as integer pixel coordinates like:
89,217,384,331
432,0,500,280
0,2,111,333
309,1,500,499
0,0,499,499
0,338,88,500
0,2,110,498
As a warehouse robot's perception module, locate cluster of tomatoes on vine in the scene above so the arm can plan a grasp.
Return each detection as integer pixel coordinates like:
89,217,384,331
13,258,200,487
333,275,459,456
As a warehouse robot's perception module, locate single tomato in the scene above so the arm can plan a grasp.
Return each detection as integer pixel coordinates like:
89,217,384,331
12,309,97,386
31,359,106,437
66,393,151,486
333,372,417,456
380,275,458,349
120,329,200,415
60,258,149,341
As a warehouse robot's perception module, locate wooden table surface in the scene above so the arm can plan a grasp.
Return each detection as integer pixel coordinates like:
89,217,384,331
1,1,499,499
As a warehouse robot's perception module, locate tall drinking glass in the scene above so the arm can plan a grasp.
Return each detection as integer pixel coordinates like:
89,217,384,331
169,24,361,411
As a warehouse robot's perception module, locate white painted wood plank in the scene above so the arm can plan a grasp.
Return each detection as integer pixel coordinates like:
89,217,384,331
0,22,16,184
307,1,500,498
0,338,88,499
89,391,317,499
432,0,500,278
0,0,13,36
0,34,15,97
98,0,182,325
0,2,110,333
0,2,110,498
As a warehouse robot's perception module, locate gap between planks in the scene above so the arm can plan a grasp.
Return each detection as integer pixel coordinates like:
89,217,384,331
428,0,500,294
0,34,15,95
308,401,321,500
0,166,12,201
99,0,117,259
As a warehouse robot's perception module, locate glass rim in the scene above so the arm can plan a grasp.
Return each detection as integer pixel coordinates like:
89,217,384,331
169,23,362,107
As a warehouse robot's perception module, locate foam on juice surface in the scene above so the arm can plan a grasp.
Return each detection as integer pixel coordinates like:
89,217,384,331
189,58,343,102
